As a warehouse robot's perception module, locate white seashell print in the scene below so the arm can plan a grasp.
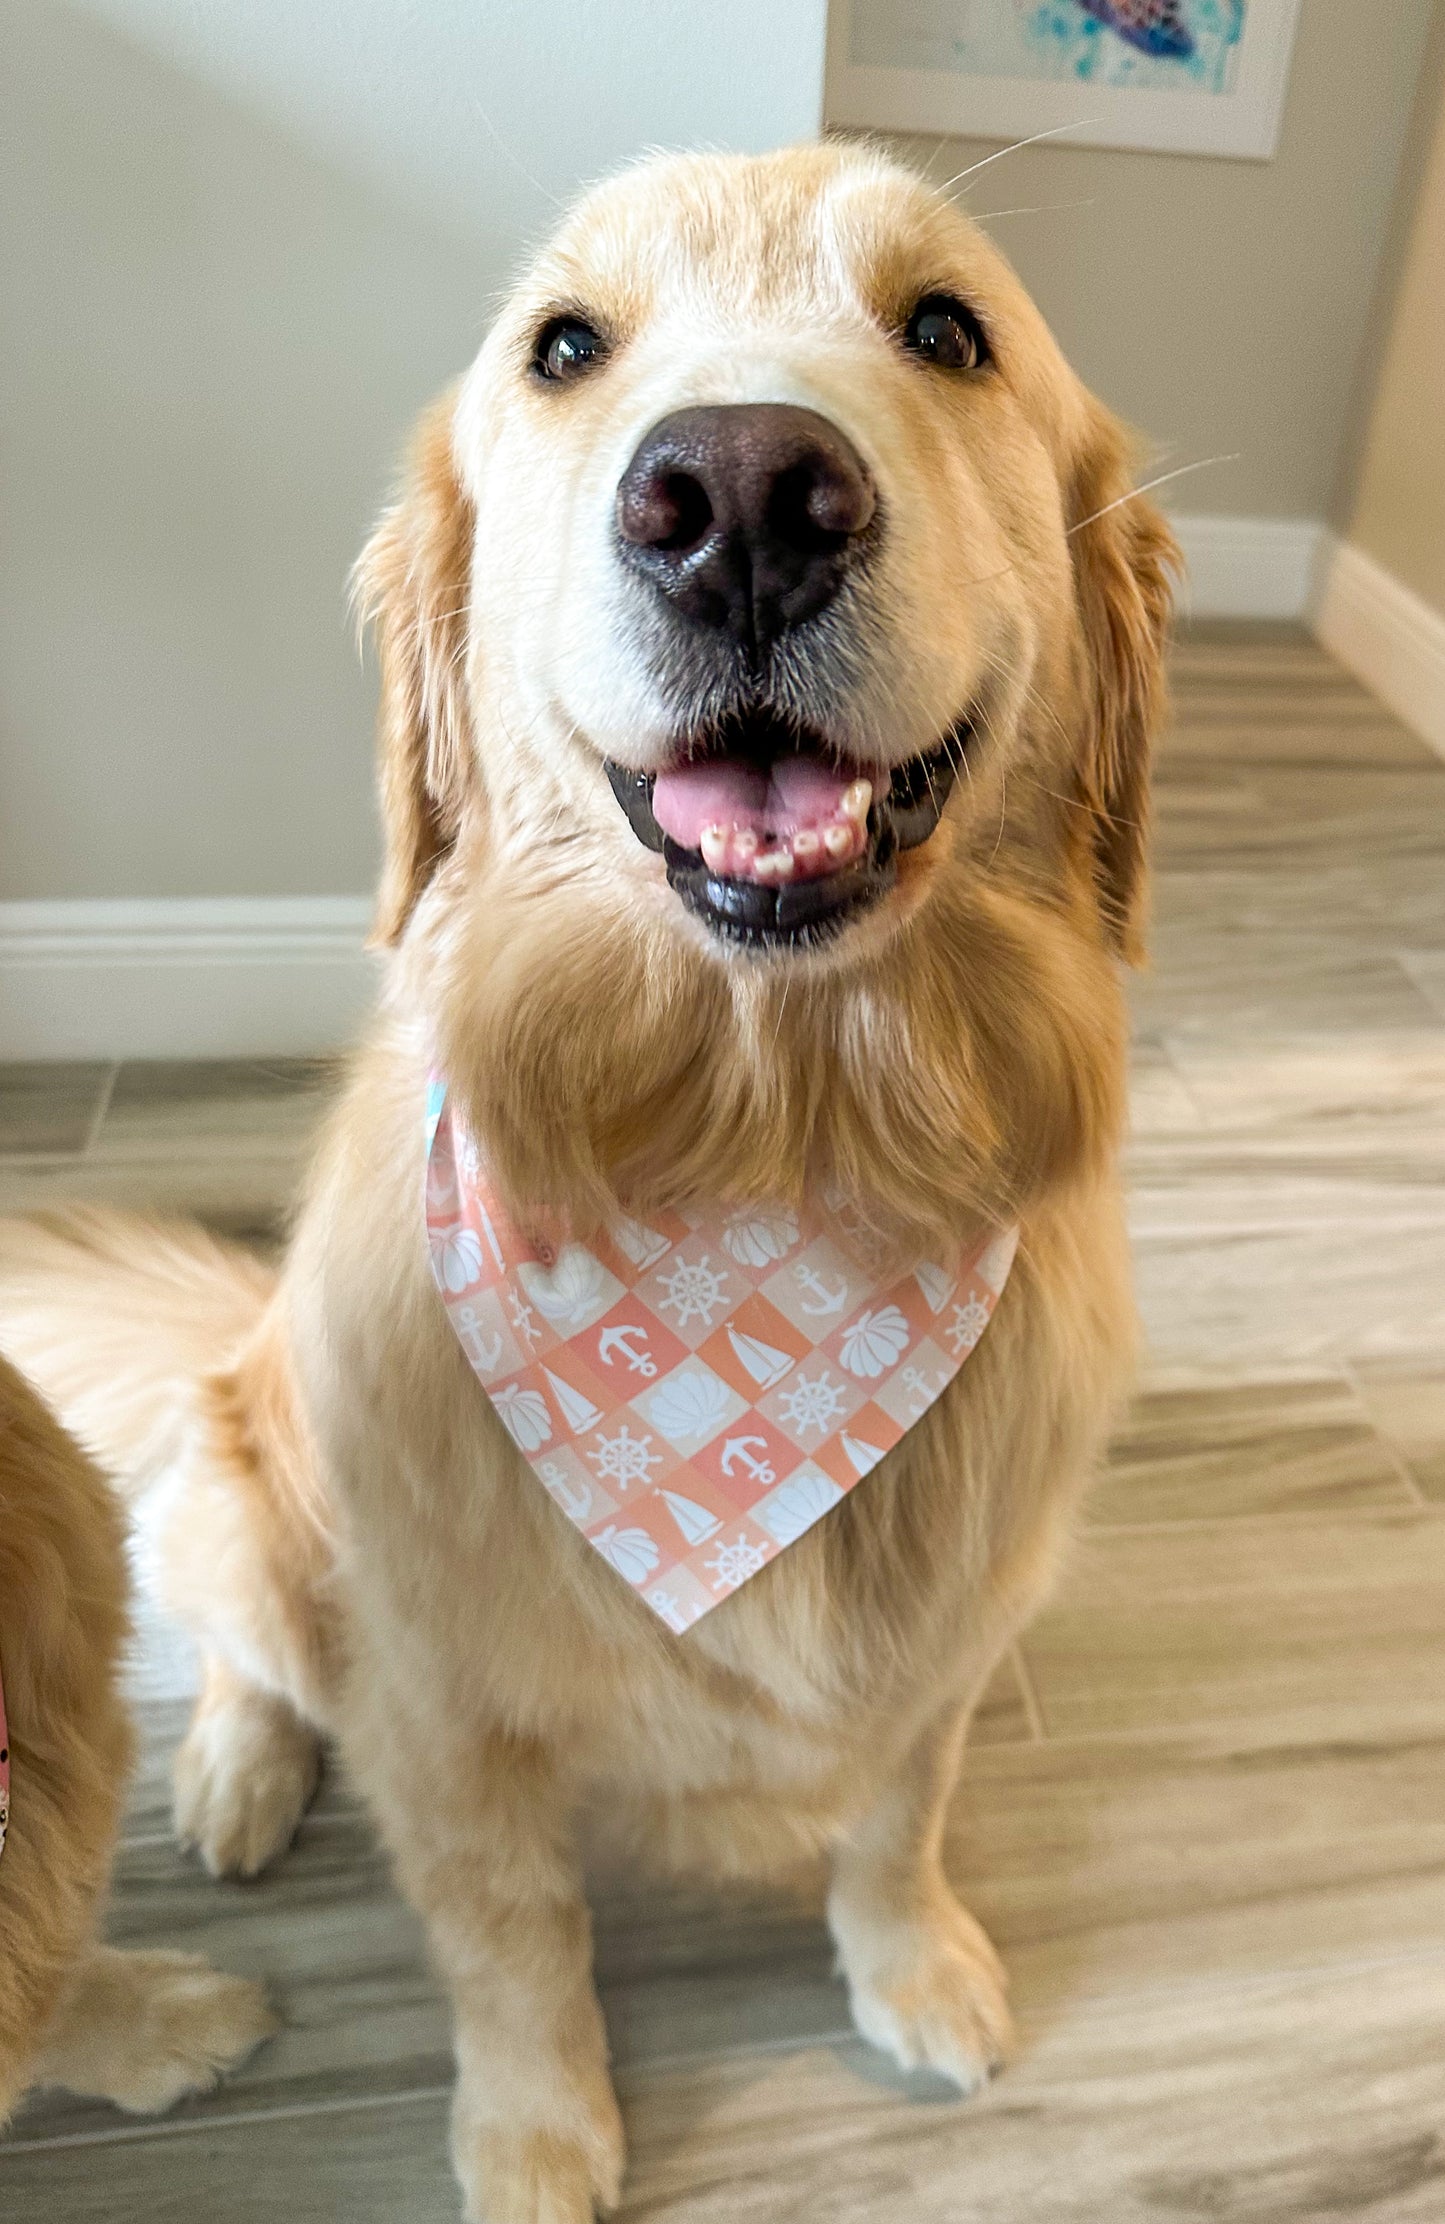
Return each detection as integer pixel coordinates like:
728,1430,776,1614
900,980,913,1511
756,1467,843,1547
543,1369,602,1434
838,1304,911,1379
591,1525,660,1584
519,1243,610,1327
722,1210,800,1268
841,1432,886,1477
612,1214,671,1270
492,1382,552,1451
660,1489,722,1546
430,1224,486,1294
913,1262,956,1315
644,1366,732,1444
726,1326,794,1391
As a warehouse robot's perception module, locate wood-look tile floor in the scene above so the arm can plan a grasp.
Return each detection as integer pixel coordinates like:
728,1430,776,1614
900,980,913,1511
3,624,1443,2219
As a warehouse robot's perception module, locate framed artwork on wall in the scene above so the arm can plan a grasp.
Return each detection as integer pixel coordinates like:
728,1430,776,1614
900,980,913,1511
826,1,1304,160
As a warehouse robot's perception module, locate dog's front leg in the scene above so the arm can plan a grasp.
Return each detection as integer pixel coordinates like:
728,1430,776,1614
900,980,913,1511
827,1695,1013,2095
379,1726,624,2224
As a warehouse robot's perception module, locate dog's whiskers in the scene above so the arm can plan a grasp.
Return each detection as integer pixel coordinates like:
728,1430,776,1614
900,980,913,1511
938,120,1098,197
1066,455,1239,540
974,198,1097,223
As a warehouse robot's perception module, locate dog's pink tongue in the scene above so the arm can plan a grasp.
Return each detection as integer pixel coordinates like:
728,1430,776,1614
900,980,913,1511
651,756,875,884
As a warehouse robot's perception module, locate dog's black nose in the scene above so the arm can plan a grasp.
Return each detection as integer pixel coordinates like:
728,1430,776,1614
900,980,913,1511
615,403,876,659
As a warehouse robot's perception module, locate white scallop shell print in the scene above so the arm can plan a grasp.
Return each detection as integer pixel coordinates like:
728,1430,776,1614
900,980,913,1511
643,1365,732,1445
838,1304,911,1379
518,1243,616,1328
491,1382,552,1451
756,1466,843,1546
591,1525,660,1584
722,1210,800,1268
430,1224,486,1294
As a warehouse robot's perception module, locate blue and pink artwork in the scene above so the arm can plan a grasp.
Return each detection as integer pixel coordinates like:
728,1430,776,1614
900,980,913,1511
852,1,1247,98
1078,1,1194,59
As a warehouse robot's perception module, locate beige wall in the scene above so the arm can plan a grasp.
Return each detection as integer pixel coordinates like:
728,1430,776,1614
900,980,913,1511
1345,62,1445,619
0,0,826,903
864,0,1437,525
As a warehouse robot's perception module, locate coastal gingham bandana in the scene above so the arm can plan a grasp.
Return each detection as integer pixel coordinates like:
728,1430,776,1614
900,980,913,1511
425,1078,1017,1632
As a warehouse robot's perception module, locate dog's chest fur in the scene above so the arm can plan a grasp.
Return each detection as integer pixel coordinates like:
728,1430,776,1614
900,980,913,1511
294,1039,1133,1854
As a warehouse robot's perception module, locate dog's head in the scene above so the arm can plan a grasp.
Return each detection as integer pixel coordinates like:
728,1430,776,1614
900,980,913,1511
357,144,1176,1241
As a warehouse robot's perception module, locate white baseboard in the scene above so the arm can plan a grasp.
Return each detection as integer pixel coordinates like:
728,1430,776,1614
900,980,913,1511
1312,536,1445,762
1169,514,1327,621
0,897,376,1061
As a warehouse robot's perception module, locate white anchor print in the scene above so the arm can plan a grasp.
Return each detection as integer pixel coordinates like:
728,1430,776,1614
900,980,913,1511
719,1434,777,1486
454,1304,503,1373
900,1362,949,1418
596,1323,658,1378
793,1262,848,1316
539,1459,593,1522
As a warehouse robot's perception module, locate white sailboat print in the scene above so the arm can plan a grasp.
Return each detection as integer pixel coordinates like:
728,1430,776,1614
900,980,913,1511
727,1326,794,1391
612,1214,671,1270
543,1369,603,1434
913,1262,956,1315
660,1489,722,1546
841,1432,886,1477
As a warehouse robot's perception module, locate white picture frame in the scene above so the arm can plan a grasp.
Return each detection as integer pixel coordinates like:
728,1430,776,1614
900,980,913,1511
826,0,1304,161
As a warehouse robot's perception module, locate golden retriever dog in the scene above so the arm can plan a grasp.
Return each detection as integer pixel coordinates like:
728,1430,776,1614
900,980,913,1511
0,1353,274,2129
0,143,1174,2220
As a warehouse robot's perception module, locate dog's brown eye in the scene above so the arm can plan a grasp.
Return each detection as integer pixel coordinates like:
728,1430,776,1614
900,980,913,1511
904,295,988,372
534,316,607,383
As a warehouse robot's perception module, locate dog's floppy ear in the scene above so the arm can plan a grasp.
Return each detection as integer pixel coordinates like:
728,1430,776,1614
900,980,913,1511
1067,400,1179,965
352,390,476,947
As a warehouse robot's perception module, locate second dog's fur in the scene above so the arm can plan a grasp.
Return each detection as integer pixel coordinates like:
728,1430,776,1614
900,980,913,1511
0,1354,273,2129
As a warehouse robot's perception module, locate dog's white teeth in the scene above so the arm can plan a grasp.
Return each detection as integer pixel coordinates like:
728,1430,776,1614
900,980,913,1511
791,830,820,863
754,845,795,882
732,828,760,858
840,779,872,824
822,822,855,860
700,825,730,871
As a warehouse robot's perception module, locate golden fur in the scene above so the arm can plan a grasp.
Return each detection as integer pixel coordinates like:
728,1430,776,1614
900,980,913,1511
0,144,1175,2219
0,1354,273,2127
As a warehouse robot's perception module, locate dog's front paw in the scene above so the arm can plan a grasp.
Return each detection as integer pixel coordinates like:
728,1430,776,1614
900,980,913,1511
38,1949,277,2114
105,1956,278,2113
829,1888,1013,2096
452,2083,626,2223
174,1678,321,1877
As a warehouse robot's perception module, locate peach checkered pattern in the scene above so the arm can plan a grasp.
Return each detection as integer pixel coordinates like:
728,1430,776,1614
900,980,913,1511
426,1080,1017,1632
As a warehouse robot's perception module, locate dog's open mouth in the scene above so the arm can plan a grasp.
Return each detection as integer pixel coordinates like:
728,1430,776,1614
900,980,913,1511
604,711,965,947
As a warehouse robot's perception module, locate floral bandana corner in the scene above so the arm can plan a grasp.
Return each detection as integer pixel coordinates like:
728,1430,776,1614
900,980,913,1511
425,1077,1017,1633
